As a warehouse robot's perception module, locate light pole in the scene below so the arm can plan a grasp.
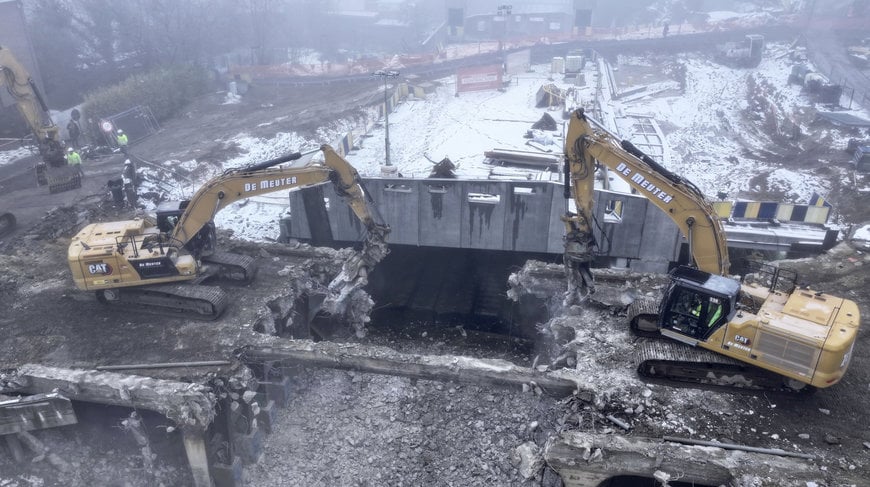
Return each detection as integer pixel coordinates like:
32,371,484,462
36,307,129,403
497,4,512,52
373,69,400,172
497,4,512,77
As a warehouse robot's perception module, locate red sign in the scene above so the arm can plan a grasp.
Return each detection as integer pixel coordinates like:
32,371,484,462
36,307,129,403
456,65,503,94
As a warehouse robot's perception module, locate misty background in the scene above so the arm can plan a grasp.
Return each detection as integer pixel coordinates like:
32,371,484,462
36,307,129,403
0,0,848,137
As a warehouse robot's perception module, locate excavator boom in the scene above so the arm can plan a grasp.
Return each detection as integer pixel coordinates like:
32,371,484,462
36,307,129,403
0,45,79,192
171,145,386,249
563,108,729,286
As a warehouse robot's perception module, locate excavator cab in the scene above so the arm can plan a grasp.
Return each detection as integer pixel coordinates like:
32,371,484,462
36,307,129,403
156,200,216,258
156,201,186,232
659,266,739,342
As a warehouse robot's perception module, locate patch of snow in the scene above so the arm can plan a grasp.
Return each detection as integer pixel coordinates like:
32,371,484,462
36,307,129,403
222,92,241,105
174,42,866,243
0,147,32,166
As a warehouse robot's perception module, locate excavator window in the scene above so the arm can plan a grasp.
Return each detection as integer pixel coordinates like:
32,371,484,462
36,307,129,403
603,199,623,223
157,214,180,233
663,288,729,340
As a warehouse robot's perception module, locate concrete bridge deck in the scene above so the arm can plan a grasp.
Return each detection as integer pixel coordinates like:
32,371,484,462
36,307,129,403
281,178,834,273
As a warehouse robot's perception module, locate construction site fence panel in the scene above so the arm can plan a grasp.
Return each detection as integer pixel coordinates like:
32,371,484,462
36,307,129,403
105,105,160,146
715,200,831,225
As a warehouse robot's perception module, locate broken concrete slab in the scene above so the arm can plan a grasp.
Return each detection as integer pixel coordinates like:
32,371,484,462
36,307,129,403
239,340,595,400
545,432,824,487
15,364,216,428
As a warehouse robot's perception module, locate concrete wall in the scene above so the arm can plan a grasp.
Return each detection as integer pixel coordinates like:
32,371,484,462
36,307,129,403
284,178,681,272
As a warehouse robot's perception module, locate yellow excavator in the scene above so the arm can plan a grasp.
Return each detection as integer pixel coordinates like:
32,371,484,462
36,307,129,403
0,45,80,193
563,108,860,392
68,145,390,320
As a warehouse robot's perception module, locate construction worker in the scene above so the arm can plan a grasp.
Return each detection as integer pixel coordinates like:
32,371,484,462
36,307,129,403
66,119,81,149
116,129,129,155
107,178,125,208
690,298,702,318
123,172,137,208
122,159,138,188
67,147,83,178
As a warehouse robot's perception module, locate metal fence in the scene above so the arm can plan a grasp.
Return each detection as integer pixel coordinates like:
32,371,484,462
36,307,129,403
105,105,160,145
805,45,870,110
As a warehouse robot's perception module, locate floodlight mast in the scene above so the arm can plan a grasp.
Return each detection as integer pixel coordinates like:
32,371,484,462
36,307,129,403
373,70,400,169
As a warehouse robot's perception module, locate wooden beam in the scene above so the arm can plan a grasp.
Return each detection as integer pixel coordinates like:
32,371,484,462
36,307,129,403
238,341,594,400
15,364,216,428
545,432,824,487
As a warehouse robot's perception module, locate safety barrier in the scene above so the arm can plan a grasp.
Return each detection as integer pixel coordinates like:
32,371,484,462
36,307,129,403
712,200,831,225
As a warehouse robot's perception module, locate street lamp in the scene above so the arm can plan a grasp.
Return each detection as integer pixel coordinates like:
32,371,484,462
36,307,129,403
497,4,512,51
497,4,512,75
373,69,400,170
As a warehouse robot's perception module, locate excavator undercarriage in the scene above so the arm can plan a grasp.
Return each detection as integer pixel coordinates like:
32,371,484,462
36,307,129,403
627,291,813,394
97,283,229,321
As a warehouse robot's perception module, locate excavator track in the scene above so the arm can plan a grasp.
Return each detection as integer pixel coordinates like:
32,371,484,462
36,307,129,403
635,339,814,394
46,167,82,194
627,296,661,338
201,251,258,284
97,283,229,321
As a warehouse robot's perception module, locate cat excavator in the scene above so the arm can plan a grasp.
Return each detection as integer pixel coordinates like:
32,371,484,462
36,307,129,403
0,45,81,193
68,145,390,320
562,108,860,392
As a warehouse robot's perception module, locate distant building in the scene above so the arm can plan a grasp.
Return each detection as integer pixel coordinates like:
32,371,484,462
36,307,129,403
444,0,595,43
324,0,443,52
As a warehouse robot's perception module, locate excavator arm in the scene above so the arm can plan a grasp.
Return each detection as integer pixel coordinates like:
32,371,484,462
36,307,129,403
0,46,64,166
169,144,390,316
170,144,388,248
563,108,729,296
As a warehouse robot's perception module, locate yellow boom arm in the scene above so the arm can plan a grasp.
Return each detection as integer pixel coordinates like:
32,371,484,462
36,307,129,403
171,144,388,247
563,108,730,293
0,45,64,165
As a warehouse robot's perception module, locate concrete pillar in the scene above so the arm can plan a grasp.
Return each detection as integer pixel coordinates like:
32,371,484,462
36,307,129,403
182,428,213,487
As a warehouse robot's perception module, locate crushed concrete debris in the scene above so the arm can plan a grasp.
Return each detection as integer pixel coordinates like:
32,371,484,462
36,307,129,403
512,442,544,480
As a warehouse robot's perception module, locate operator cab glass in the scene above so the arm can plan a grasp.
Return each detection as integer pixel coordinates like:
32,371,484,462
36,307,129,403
156,200,188,232
660,266,740,340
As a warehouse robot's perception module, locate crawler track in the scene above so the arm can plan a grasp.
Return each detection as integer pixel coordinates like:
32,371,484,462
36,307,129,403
627,296,661,337
97,283,229,320
635,339,814,394
201,251,258,283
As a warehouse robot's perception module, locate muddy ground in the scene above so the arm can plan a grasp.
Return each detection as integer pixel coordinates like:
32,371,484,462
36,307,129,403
2,46,870,486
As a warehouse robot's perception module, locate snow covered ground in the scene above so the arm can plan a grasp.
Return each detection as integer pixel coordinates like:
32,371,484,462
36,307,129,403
3,42,868,243
0,146,32,167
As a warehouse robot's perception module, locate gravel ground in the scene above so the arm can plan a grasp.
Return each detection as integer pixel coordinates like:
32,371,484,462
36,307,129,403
247,367,560,487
